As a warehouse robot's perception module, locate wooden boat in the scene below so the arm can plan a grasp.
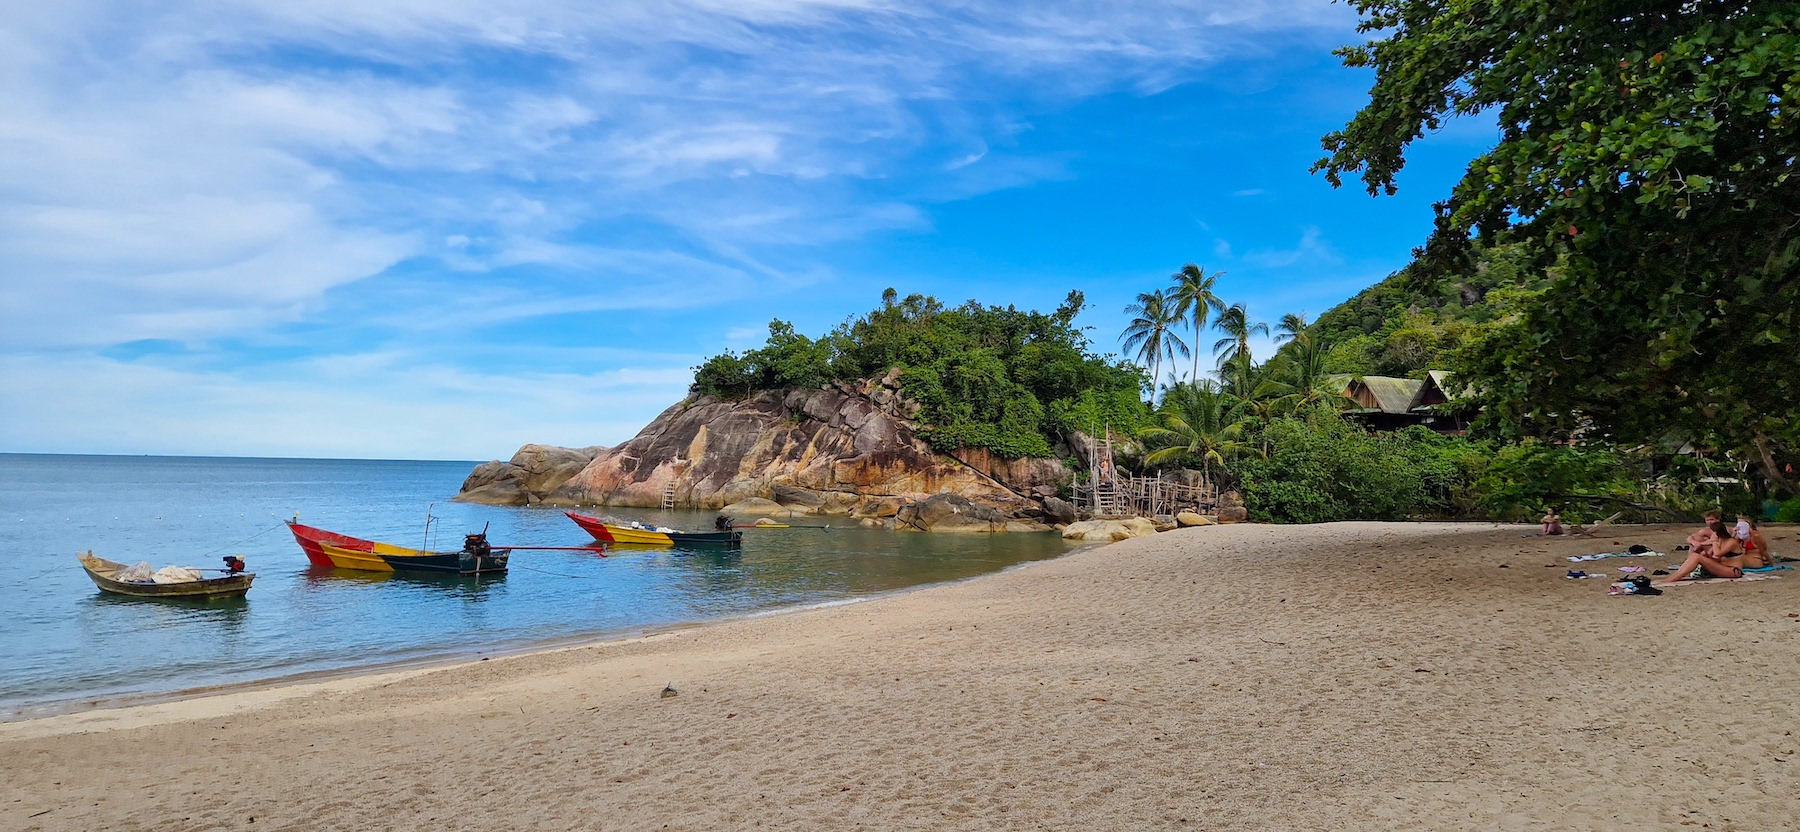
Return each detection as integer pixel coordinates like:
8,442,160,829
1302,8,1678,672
564,511,742,547
77,552,254,600
287,520,374,568
287,520,508,575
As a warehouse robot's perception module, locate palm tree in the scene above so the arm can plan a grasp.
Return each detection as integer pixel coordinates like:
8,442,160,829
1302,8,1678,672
1120,289,1190,400
1273,312,1310,347
1257,334,1338,414
1211,303,1269,396
1168,264,1226,383
1140,380,1251,486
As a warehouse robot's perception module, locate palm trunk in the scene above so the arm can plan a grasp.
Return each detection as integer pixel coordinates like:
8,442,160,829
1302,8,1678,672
1192,318,1200,385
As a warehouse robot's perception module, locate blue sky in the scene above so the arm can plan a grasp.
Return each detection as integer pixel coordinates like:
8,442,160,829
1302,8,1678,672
0,1,1495,460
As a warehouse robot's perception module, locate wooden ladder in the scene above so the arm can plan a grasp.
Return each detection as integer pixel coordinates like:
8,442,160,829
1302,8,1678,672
661,481,678,510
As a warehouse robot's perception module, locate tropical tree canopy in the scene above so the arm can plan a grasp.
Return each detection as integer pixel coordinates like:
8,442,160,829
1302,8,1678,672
1315,1,1800,488
1120,289,1190,398
1169,264,1227,384
691,289,1147,459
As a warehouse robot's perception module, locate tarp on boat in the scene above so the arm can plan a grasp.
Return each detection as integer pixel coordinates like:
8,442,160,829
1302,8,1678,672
152,565,206,584
116,561,156,582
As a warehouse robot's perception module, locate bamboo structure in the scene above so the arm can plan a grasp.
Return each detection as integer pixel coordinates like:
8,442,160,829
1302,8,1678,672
1069,431,1219,519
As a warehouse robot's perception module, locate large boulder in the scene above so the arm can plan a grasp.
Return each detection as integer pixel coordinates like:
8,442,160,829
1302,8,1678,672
510,444,607,493
1175,510,1213,527
895,493,1009,533
770,484,828,510
1041,496,1078,525
1217,506,1249,524
720,497,794,519
1060,518,1158,542
457,460,528,505
456,444,607,506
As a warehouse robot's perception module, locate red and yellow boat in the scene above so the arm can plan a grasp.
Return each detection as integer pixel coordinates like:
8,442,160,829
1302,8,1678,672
564,511,742,547
286,520,508,575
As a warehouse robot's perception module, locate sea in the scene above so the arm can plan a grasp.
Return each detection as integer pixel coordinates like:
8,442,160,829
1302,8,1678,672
0,454,1074,719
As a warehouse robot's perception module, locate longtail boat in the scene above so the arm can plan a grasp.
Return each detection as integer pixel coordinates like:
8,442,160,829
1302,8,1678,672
287,520,373,568
77,552,254,600
286,520,508,575
564,511,742,547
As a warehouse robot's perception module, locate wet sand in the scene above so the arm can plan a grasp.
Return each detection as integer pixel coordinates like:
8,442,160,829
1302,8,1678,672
4,522,1796,830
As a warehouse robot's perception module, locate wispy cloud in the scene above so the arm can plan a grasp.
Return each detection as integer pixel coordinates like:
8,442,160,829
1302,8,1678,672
0,351,696,459
1239,226,1340,268
1,1,1349,348
0,1,1361,457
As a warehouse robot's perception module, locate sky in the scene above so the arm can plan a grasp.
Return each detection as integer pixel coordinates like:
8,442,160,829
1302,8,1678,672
0,1,1496,461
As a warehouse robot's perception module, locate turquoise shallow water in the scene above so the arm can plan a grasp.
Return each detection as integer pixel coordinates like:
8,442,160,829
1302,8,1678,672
0,454,1072,719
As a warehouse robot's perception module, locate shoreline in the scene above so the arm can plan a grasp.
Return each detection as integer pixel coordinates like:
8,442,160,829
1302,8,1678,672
6,522,1795,830
3,543,1093,730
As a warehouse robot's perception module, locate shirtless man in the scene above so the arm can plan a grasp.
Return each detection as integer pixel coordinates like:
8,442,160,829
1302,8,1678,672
1660,519,1746,584
1685,510,1723,557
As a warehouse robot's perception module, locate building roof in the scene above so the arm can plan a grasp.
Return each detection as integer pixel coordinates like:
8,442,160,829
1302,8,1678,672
1344,376,1425,414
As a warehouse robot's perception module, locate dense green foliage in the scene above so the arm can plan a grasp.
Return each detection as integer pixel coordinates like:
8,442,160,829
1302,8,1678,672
1296,244,1547,378
1316,0,1800,493
691,290,1147,459
1234,411,1486,523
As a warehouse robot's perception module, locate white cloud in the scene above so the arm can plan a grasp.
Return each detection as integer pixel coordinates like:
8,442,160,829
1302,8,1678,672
0,0,1348,349
0,1,1357,456
0,351,695,459
1239,226,1340,268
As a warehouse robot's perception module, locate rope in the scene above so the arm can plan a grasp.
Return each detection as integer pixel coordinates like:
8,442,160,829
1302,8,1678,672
507,563,593,580
194,521,285,558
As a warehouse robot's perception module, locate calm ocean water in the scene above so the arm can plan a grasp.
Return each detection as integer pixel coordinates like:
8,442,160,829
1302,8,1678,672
0,454,1072,718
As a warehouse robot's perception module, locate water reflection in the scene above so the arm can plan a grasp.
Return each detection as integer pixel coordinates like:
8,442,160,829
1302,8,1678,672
298,565,508,600
3,455,1073,716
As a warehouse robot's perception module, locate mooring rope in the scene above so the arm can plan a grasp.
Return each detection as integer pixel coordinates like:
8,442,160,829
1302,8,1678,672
193,521,285,558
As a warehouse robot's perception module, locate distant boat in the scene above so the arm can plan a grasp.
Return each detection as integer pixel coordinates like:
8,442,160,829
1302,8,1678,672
564,511,742,547
286,520,509,575
77,552,254,600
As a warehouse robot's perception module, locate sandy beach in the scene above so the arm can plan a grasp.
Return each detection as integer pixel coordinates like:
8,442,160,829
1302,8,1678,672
4,522,1796,830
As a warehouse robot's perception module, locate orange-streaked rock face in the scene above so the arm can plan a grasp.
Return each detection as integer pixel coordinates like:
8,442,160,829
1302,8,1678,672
529,374,1065,518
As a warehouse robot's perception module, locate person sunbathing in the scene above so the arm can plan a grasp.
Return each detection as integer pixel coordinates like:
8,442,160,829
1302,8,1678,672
1737,516,1772,569
1659,520,1745,584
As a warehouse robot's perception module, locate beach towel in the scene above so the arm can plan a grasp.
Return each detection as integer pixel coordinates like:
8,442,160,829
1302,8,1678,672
1743,565,1793,574
1656,573,1782,587
1569,550,1663,562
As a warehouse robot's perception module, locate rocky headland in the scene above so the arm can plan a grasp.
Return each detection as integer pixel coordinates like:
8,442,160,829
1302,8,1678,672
455,370,1079,532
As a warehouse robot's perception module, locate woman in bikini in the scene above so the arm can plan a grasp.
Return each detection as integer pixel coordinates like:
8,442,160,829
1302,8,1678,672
1659,519,1746,584
1738,516,1772,569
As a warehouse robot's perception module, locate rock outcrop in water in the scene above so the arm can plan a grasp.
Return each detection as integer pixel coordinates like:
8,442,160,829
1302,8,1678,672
458,444,609,506
455,370,1072,530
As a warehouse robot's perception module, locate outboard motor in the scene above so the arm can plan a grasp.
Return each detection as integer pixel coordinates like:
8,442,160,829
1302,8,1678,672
715,514,733,531
222,555,246,574
462,533,492,559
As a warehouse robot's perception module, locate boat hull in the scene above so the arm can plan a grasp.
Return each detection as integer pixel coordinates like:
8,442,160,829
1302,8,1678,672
78,553,254,600
564,511,742,547
317,542,508,575
287,520,375,568
291,521,508,575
